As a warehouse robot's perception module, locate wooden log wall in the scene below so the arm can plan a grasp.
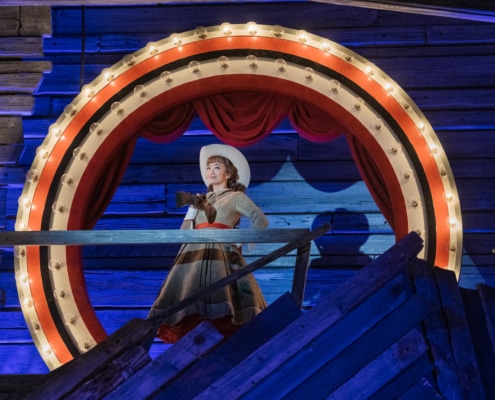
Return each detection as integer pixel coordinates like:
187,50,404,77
0,2,495,374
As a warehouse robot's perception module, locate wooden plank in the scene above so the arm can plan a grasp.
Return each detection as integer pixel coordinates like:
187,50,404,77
409,259,464,399
326,330,430,399
0,117,23,144
477,283,495,351
0,167,26,187
9,318,155,400
0,145,24,165
153,292,302,399
0,95,35,116
460,287,495,399
0,7,20,37
0,375,43,397
291,241,310,307
19,6,52,37
104,321,223,399
0,189,5,230
434,267,485,400
192,232,423,399
0,37,43,57
0,72,44,92
66,345,151,400
247,270,422,399
396,377,443,400
0,61,52,74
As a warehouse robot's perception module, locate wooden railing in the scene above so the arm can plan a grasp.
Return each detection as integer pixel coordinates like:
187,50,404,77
0,224,331,316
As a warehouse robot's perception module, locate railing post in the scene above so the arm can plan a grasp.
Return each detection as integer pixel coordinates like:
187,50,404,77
291,242,311,307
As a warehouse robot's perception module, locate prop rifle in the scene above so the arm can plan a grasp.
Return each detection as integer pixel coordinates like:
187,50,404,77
176,191,217,224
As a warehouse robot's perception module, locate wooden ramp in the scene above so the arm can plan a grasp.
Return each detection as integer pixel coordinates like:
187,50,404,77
4,232,495,399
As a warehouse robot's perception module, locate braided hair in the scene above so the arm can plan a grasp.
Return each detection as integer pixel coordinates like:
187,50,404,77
206,155,246,193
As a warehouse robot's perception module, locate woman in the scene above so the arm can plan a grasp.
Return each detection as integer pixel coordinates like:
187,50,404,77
148,144,269,343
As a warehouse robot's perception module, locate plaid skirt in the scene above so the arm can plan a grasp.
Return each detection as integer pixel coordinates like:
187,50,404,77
147,242,267,343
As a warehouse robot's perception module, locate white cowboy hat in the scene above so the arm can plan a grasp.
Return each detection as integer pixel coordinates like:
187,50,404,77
200,144,251,188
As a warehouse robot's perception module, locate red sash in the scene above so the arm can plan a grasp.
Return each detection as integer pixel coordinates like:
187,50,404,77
195,222,231,230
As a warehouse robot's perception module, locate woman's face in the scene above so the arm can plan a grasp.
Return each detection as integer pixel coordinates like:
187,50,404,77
206,161,231,188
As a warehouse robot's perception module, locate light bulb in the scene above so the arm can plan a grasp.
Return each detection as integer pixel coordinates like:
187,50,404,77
82,84,94,98
63,104,77,117
48,123,62,137
297,30,308,44
188,61,201,74
445,192,455,202
64,313,78,326
90,122,104,136
111,101,124,115
36,146,49,160
407,198,421,209
146,42,158,55
15,221,27,231
73,147,87,160
448,216,458,229
320,42,331,53
23,297,33,308
352,98,364,112
328,79,340,95
102,68,114,82
48,259,65,271
123,54,135,67
160,71,173,85
371,118,383,132
195,26,207,39
246,21,258,35
18,195,32,208
25,169,39,183
18,273,29,283
52,201,66,214
271,25,284,37
42,344,52,355
14,246,26,258
365,66,375,76
217,56,229,70
133,84,146,98
171,34,182,46
220,23,232,36
245,55,258,70
303,67,314,82
61,173,74,186
274,59,286,72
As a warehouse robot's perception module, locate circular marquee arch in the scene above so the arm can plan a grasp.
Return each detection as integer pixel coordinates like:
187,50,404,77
14,23,462,369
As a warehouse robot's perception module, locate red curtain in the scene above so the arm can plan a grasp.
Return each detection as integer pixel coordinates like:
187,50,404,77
86,91,393,232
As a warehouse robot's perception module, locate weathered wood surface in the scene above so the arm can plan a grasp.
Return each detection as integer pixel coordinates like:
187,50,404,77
193,232,423,398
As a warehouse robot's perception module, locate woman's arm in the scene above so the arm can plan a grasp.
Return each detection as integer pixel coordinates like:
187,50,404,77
235,192,268,229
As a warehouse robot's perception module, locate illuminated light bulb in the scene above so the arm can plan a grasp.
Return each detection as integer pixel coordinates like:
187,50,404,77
274,59,286,72
49,123,62,137
61,173,74,186
133,84,146,98
303,67,314,82
73,146,87,160
23,297,33,308
220,23,232,36
371,118,383,132
171,34,182,46
102,68,114,82
15,222,27,231
146,42,158,55
246,21,258,35
429,144,438,154
111,101,124,115
48,259,65,271
445,192,455,202
90,122,104,136
160,71,173,85
384,82,394,93
18,273,29,283
25,169,39,183
296,30,308,44
217,56,229,70
188,61,201,74
82,84,95,98
195,26,208,39
448,216,459,229
365,66,375,76
123,54,135,67
407,198,421,209
320,42,331,53
328,79,340,94
352,98,364,112
51,201,66,214
245,55,258,70
14,246,26,258
63,104,77,117
64,313,78,326
271,25,284,37
42,344,53,356
417,122,426,132
18,195,32,209
36,145,49,160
